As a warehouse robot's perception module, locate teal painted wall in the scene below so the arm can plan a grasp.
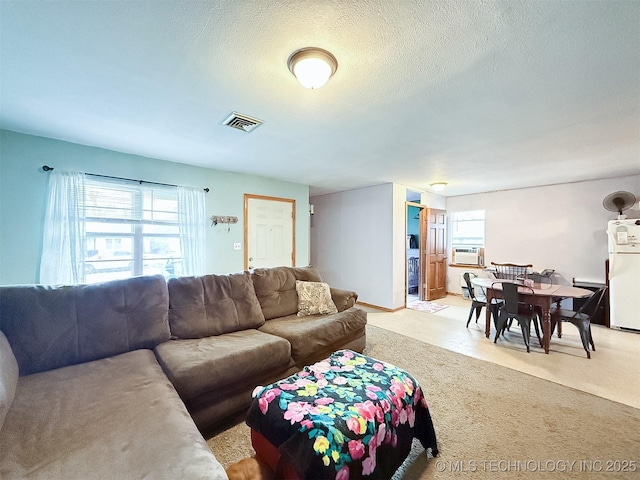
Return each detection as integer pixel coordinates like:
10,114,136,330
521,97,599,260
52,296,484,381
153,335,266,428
407,205,420,238
0,130,309,284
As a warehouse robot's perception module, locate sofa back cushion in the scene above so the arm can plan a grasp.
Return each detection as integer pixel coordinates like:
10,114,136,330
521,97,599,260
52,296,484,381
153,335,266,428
0,275,170,376
251,266,323,320
167,271,265,339
0,331,19,431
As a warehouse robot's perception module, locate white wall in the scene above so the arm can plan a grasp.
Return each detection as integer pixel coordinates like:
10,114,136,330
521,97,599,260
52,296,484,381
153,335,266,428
311,183,446,310
419,191,447,211
445,175,640,294
310,184,394,308
392,184,407,308
392,184,447,307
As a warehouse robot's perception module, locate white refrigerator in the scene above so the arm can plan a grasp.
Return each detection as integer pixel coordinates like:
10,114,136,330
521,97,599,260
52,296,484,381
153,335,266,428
607,219,640,331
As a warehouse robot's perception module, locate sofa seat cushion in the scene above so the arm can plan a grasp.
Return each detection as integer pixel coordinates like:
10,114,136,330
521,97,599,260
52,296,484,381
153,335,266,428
154,329,292,401
251,266,323,320
0,349,226,480
257,306,367,363
168,271,265,339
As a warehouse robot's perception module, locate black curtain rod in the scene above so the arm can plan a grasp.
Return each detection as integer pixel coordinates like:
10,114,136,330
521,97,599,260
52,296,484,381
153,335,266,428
42,165,209,192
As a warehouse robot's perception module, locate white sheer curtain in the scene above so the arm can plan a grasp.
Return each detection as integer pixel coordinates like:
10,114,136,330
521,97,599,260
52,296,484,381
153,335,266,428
39,171,86,284
177,186,206,276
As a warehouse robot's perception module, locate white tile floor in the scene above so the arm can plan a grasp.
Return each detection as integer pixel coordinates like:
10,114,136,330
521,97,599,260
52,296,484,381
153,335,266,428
364,295,640,409
405,293,418,305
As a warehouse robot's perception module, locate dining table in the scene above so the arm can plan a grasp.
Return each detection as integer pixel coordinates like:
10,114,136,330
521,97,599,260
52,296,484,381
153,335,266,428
470,277,593,354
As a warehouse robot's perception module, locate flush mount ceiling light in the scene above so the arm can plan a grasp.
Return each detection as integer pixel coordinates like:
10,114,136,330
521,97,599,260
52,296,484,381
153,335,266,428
430,182,448,192
287,47,338,89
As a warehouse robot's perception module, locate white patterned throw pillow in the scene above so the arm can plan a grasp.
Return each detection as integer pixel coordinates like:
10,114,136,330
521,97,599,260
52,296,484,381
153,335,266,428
295,280,338,316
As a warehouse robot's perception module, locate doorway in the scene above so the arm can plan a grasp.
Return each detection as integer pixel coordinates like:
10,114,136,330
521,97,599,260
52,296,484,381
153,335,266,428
406,203,422,306
244,194,295,270
405,192,448,305
424,208,447,301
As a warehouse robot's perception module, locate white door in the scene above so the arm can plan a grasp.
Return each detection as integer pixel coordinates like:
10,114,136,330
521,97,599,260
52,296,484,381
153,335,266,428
245,194,295,269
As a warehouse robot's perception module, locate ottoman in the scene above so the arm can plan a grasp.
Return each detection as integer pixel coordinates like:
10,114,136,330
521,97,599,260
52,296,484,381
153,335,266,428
246,350,438,479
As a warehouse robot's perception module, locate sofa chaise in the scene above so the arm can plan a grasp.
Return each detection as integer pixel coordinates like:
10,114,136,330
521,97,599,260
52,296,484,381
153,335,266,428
0,265,367,479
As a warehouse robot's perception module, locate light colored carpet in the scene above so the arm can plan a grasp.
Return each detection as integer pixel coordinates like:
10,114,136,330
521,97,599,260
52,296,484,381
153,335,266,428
207,325,640,479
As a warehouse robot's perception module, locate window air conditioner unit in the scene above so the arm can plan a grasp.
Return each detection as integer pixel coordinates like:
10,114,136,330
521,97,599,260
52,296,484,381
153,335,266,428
453,247,480,265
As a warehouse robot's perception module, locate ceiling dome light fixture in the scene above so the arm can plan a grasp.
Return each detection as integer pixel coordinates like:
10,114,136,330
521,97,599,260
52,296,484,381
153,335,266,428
430,182,448,192
287,47,338,89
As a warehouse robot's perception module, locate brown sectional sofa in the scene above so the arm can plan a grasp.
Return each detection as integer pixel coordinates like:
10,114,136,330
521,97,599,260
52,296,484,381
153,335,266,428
252,266,367,368
0,266,366,479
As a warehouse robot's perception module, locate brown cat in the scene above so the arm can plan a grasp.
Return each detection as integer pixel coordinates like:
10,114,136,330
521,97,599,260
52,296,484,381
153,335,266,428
225,456,275,480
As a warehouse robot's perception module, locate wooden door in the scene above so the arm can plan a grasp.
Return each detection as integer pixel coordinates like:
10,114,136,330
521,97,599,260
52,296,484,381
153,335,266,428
417,207,426,301
424,208,447,301
245,194,295,270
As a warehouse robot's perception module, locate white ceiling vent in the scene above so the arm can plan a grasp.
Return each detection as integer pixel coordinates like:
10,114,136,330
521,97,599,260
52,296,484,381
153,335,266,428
221,111,263,132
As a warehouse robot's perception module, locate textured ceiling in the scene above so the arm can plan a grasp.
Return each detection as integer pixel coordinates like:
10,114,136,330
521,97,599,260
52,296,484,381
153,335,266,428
1,0,639,197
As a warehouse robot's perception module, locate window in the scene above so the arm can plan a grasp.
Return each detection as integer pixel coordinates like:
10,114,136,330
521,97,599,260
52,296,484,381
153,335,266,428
83,178,183,283
451,210,485,248
40,171,205,285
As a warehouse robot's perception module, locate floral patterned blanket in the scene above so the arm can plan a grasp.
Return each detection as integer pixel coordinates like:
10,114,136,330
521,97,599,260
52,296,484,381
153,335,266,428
247,350,438,479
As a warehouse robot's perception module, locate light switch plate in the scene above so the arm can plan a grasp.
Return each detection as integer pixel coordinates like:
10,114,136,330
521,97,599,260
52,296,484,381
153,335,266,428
233,243,241,251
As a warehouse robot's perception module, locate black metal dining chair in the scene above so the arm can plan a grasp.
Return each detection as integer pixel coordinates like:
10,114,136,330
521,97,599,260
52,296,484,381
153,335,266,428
464,272,485,327
490,262,533,331
463,272,501,328
491,262,533,281
492,281,541,353
550,287,607,359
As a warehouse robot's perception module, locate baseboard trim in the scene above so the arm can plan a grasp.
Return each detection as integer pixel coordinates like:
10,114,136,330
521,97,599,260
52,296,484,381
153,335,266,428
356,301,404,312
358,294,463,312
